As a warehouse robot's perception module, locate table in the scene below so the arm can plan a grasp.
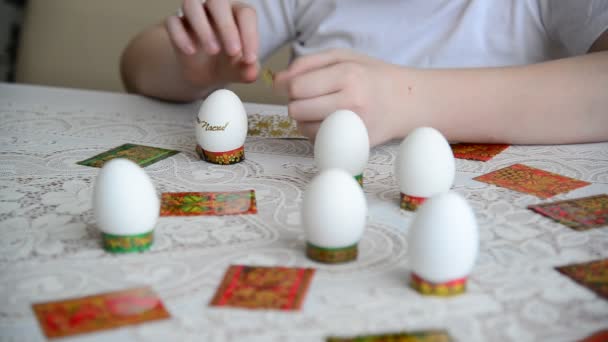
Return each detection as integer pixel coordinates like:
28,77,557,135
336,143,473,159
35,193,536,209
1,83,607,342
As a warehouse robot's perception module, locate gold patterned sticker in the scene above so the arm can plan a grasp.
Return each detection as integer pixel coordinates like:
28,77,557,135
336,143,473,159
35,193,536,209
261,68,275,87
247,114,306,139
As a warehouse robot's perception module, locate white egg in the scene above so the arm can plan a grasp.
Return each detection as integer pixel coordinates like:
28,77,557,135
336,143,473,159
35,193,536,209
93,159,159,252
195,89,247,164
314,110,369,181
408,191,478,285
302,168,367,263
395,127,455,209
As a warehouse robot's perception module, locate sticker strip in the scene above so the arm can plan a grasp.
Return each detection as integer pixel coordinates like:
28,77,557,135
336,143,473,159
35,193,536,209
160,190,257,216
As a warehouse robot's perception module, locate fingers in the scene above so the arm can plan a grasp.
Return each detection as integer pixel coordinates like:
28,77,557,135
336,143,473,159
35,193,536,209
173,0,257,64
233,2,258,64
275,63,347,100
205,0,242,57
237,62,259,83
165,16,196,55
288,92,343,121
274,49,364,83
182,0,220,54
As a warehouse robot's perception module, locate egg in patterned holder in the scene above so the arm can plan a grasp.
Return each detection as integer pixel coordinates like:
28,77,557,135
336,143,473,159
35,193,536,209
408,192,478,296
395,127,455,211
303,168,367,263
195,89,247,165
93,159,159,253
314,110,369,187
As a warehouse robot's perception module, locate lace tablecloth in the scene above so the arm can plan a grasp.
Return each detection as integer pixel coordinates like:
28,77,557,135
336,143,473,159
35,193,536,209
1,83,607,342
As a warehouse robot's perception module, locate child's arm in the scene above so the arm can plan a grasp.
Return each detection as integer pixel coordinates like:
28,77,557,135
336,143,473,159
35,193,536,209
275,32,608,146
404,49,608,145
120,0,259,102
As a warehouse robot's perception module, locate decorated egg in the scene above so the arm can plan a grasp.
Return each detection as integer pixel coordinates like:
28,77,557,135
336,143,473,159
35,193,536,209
395,127,455,210
195,89,247,164
408,191,478,296
302,168,367,263
314,110,369,186
93,159,159,253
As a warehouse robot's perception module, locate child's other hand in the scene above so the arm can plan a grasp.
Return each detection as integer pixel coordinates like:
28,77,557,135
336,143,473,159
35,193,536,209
166,0,259,87
273,49,417,147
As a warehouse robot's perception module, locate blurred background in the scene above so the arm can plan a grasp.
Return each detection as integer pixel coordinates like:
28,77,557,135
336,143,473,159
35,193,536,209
0,0,288,104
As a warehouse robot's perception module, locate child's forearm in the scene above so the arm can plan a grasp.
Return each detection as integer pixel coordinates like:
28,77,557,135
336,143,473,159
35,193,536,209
400,51,608,144
120,25,219,102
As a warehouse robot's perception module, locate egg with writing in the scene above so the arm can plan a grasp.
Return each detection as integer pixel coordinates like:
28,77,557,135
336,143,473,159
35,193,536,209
314,110,369,184
302,168,367,263
408,191,478,289
195,89,247,164
93,159,159,252
395,126,455,210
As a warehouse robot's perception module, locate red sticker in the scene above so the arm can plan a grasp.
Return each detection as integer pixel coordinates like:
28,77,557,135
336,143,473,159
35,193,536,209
579,330,608,342
556,258,608,300
474,164,590,199
210,265,315,310
528,194,608,231
32,287,170,339
451,143,509,161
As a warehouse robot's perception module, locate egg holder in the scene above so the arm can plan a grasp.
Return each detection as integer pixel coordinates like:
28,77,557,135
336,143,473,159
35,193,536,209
306,243,358,263
354,174,363,187
410,273,467,297
195,144,245,165
102,231,154,253
399,193,426,211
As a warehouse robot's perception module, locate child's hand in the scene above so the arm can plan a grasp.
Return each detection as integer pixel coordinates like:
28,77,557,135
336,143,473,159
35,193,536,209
273,49,419,147
165,0,259,87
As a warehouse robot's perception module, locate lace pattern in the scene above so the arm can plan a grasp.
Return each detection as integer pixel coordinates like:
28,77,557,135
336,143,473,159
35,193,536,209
1,85,607,341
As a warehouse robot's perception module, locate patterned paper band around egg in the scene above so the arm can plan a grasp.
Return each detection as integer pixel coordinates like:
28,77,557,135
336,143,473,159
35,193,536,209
410,273,466,296
306,242,358,263
354,174,363,187
400,193,427,211
196,145,245,165
102,231,153,253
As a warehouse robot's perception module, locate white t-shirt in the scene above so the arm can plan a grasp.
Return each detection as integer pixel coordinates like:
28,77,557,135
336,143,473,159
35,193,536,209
247,0,608,68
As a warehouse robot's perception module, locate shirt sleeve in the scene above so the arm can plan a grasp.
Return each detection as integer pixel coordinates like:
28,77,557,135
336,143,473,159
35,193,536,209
240,0,297,62
539,0,608,55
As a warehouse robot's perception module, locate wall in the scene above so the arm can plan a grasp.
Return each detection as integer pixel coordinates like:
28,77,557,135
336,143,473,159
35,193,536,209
15,0,288,104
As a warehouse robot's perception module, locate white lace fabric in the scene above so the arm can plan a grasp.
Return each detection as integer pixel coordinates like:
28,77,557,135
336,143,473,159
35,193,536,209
0,84,607,341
